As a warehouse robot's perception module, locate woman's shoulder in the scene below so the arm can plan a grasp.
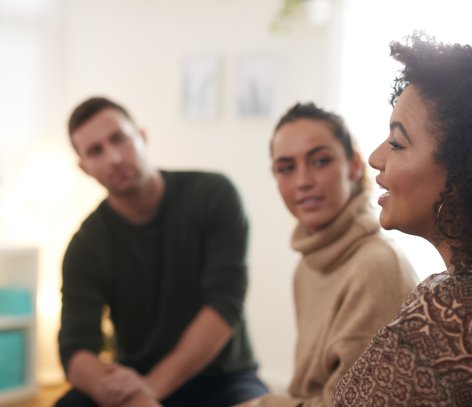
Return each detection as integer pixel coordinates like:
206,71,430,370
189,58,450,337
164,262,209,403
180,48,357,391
400,270,472,310
423,271,472,317
390,270,472,341
349,232,418,282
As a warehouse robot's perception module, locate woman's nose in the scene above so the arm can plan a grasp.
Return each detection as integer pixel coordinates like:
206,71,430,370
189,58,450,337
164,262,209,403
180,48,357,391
368,142,385,171
296,166,315,190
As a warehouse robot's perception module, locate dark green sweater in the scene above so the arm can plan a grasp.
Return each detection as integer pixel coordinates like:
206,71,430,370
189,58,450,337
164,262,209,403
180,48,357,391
59,170,257,374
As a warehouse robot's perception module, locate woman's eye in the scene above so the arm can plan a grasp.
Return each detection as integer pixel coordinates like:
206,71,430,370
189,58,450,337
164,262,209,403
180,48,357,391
311,157,332,167
388,140,405,150
276,165,294,174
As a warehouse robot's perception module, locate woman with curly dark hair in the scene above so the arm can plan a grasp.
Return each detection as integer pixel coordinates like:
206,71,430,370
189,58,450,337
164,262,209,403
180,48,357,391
332,32,472,406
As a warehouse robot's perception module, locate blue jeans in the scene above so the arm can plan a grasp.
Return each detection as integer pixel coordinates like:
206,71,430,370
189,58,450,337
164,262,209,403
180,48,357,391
54,369,268,407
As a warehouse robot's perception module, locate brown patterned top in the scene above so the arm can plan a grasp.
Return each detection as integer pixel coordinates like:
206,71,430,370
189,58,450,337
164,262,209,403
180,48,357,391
332,269,472,407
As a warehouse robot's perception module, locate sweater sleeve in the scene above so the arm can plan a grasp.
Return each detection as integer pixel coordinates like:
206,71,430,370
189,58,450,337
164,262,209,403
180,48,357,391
58,230,106,373
199,174,250,327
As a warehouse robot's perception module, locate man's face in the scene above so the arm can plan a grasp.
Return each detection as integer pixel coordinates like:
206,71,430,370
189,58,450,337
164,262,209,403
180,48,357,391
71,108,150,196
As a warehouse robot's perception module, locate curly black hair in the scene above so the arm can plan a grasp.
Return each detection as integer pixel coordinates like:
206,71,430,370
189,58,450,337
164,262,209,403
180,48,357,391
390,32,472,270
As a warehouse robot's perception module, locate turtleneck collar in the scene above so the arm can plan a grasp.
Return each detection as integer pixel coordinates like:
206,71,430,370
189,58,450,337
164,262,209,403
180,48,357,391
291,192,380,271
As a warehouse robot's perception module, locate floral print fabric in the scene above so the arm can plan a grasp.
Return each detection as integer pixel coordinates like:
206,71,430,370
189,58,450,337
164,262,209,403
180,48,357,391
332,270,472,407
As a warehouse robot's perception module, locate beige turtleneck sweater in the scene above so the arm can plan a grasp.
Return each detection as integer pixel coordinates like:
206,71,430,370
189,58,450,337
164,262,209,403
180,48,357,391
255,193,418,407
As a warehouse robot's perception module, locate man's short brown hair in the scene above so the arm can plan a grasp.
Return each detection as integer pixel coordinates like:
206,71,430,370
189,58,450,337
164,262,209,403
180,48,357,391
68,97,135,137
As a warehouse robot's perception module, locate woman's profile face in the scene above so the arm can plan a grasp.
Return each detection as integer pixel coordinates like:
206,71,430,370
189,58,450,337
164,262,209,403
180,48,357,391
369,85,447,240
272,118,362,232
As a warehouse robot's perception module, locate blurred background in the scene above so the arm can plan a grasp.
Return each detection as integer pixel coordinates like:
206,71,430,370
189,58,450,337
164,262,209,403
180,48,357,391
0,0,470,394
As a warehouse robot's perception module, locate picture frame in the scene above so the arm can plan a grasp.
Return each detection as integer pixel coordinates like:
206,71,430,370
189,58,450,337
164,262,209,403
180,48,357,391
235,51,282,118
181,55,221,120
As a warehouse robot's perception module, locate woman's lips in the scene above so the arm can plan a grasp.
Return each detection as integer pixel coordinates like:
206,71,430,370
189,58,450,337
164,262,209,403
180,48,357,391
297,196,324,210
375,176,390,207
378,190,391,207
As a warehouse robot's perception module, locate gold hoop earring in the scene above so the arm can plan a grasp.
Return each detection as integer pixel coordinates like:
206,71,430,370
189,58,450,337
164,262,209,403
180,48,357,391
437,201,444,221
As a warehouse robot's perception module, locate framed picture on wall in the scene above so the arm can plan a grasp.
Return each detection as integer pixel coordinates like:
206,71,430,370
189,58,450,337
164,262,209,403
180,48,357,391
235,51,282,118
181,55,221,120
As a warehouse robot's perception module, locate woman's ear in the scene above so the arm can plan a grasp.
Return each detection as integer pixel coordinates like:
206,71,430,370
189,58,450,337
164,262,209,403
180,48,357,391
139,128,148,143
349,152,364,182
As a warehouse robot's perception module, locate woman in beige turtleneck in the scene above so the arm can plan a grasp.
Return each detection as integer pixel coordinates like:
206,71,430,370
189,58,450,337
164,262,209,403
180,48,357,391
235,102,418,407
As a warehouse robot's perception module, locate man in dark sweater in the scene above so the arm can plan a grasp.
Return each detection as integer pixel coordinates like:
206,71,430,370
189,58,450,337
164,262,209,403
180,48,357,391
55,97,267,407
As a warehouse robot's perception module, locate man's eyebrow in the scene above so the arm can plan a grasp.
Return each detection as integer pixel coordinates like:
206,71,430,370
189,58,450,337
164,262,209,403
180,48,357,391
109,130,124,137
390,121,412,143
